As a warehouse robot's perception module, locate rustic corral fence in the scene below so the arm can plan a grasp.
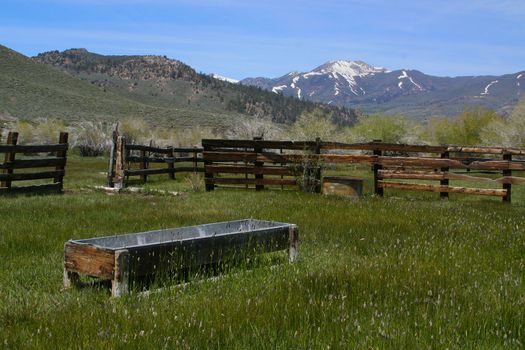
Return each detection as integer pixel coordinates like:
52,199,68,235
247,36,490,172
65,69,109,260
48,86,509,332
202,139,525,203
0,131,69,195
108,133,203,188
202,138,322,192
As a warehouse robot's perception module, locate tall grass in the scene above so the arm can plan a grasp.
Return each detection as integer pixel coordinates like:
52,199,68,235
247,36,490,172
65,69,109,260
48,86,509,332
0,156,524,348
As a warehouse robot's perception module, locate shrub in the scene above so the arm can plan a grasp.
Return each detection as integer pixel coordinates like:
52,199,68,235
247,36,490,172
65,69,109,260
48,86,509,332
71,121,112,156
424,107,503,146
344,115,419,144
225,118,283,140
288,108,339,140
119,118,150,144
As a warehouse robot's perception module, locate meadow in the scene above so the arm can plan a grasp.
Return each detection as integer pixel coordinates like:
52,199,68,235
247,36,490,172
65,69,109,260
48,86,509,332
1,155,524,348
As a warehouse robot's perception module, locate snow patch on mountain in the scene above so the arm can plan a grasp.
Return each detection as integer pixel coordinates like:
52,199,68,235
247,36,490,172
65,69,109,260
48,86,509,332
303,71,323,79
272,85,287,93
291,76,302,99
397,70,423,91
309,60,386,96
212,74,238,84
481,80,498,95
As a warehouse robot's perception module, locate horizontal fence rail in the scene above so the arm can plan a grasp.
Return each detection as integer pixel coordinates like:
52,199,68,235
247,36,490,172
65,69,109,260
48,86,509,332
0,131,68,195
108,134,204,188
202,137,322,192
202,138,525,202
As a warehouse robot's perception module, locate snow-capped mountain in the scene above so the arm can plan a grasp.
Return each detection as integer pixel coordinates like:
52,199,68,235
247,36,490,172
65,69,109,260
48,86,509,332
211,74,239,84
241,60,525,119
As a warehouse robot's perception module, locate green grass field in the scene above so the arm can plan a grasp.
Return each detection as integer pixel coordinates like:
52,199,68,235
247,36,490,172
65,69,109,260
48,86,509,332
1,156,524,348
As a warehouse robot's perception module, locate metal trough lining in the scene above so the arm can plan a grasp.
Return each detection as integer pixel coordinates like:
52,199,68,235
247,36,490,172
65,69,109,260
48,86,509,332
71,219,294,251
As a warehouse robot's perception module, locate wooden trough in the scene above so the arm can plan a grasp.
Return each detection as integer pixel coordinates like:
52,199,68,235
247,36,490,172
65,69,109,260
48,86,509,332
322,176,364,197
63,219,299,297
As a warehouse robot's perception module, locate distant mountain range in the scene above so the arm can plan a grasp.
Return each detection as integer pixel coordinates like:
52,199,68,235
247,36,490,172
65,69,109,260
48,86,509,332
2,44,522,128
241,60,525,119
0,45,358,128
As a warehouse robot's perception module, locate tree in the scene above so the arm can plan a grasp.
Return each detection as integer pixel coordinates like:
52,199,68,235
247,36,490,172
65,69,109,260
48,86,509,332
288,108,338,140
508,97,525,148
425,107,503,146
481,97,525,148
344,115,419,144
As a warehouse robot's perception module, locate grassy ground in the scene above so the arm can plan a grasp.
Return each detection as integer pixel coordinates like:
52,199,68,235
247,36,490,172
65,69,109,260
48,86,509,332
1,156,524,348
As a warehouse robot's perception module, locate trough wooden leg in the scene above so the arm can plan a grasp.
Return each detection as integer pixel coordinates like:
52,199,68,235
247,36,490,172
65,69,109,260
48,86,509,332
112,250,130,297
289,226,299,263
63,268,80,289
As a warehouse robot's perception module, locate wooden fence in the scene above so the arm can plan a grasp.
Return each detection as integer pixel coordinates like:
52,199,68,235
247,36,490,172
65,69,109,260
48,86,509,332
0,131,69,195
202,139,525,203
108,134,203,188
202,138,321,192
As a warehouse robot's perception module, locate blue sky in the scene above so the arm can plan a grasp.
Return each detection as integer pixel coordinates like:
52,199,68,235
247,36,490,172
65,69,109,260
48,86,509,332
1,0,524,80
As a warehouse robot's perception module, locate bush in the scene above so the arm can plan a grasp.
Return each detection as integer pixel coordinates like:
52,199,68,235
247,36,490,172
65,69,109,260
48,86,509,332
288,108,339,140
481,98,525,148
424,107,502,146
225,118,283,140
119,118,150,144
2,118,65,144
71,121,112,156
344,115,419,144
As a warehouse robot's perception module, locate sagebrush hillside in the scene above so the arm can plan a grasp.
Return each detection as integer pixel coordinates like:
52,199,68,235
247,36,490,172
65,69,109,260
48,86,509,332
0,45,248,127
30,48,359,126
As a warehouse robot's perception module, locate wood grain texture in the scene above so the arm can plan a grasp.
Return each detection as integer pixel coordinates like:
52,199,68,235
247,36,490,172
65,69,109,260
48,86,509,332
0,158,67,170
378,181,507,197
0,143,68,154
206,165,294,176
205,178,297,186
202,139,317,151
112,250,130,297
64,242,115,279
1,132,18,188
379,169,525,184
0,170,65,182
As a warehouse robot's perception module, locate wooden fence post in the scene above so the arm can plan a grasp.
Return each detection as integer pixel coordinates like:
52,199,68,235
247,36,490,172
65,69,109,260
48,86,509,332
280,148,284,191
107,129,118,187
314,137,322,193
204,143,215,191
253,136,264,191
113,136,126,189
168,147,175,180
193,147,198,174
54,132,68,192
1,132,18,189
140,149,148,183
503,153,512,203
440,151,449,199
372,139,383,196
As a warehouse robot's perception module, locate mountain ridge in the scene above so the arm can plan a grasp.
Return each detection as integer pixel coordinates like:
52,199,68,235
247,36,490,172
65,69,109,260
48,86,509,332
31,48,359,126
241,60,525,119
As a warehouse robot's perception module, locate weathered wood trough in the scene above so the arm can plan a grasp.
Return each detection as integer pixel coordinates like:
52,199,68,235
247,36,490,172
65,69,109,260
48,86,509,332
64,219,299,297
322,176,364,197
